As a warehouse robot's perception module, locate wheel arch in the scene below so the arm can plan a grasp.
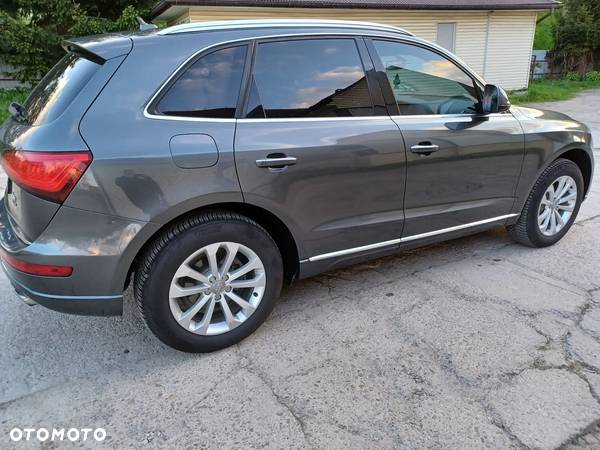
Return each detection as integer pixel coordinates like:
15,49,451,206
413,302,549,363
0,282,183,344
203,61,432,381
123,202,301,290
555,147,593,196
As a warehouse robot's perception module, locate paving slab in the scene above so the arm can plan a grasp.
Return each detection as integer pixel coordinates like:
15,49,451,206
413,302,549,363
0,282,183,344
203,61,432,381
489,369,600,449
567,328,600,370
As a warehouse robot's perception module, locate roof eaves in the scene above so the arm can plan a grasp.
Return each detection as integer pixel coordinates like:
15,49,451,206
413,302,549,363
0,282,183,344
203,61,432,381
150,0,560,20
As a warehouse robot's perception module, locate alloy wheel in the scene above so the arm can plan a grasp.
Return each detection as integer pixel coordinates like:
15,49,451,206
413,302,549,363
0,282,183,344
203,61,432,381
537,175,577,236
169,242,266,335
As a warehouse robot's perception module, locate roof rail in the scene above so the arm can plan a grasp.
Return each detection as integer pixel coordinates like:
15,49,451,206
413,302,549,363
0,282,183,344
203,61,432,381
158,19,414,37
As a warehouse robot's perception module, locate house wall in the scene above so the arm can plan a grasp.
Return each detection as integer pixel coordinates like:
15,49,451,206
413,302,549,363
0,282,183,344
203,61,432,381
177,6,539,90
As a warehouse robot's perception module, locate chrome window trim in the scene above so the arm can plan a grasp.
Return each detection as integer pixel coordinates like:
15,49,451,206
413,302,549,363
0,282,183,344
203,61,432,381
143,32,486,123
237,116,393,123
302,214,518,263
144,33,370,123
389,113,509,120
158,19,413,37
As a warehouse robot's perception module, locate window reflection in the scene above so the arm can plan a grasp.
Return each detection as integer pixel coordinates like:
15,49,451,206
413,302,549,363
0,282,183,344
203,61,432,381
373,40,480,115
250,39,374,118
157,46,247,118
23,54,98,126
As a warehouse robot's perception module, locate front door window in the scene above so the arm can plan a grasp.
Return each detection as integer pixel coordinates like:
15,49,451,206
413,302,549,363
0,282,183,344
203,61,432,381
372,40,480,115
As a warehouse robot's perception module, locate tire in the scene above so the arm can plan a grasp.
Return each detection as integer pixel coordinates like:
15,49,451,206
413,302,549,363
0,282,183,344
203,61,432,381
507,158,584,247
134,211,283,353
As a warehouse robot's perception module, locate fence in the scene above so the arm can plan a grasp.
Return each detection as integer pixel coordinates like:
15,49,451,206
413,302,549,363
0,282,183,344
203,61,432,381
530,50,573,81
0,64,26,90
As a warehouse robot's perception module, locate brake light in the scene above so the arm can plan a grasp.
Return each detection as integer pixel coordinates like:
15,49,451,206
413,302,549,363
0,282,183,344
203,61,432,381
1,251,73,277
2,150,92,203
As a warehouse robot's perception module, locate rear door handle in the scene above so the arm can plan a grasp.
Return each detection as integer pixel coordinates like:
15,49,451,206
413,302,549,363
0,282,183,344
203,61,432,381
255,156,298,168
410,143,440,155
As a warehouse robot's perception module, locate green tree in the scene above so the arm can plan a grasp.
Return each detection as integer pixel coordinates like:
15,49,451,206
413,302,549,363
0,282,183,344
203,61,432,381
533,13,556,50
0,0,154,84
553,0,600,72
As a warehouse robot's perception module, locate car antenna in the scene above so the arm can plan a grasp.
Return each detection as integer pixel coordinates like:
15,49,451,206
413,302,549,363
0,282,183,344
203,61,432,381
136,17,157,31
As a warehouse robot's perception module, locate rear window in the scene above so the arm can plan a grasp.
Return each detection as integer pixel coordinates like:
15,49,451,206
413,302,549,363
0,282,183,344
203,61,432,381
23,53,100,126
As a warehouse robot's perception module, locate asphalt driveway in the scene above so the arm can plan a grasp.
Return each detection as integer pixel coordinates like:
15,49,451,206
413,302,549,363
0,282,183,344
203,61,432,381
1,90,600,449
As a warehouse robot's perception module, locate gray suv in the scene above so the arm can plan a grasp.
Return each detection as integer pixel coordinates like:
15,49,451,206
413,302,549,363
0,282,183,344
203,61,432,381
0,20,594,352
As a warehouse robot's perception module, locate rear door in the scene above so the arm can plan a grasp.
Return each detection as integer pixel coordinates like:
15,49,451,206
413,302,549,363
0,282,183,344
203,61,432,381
367,38,524,239
234,37,407,260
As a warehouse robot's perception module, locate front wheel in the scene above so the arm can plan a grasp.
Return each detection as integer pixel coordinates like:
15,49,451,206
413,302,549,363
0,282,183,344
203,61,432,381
508,158,583,247
135,212,283,353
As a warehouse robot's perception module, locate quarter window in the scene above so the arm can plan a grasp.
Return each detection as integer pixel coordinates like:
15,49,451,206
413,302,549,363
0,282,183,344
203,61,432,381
23,53,99,126
372,40,480,115
248,39,374,118
156,45,247,118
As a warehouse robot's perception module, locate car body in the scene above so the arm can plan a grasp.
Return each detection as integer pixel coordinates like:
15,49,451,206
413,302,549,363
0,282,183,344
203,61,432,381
0,20,594,351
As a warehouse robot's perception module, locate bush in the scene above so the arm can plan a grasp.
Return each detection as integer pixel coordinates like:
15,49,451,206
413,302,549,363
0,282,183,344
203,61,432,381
0,1,154,85
554,0,600,73
564,71,582,81
584,71,600,82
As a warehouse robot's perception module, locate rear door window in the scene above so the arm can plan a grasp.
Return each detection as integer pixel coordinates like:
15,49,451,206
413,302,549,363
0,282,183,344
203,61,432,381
248,39,374,118
23,53,100,126
155,45,247,119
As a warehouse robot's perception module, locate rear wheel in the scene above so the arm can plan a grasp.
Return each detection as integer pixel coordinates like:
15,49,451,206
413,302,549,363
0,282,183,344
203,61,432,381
508,159,583,247
135,212,283,353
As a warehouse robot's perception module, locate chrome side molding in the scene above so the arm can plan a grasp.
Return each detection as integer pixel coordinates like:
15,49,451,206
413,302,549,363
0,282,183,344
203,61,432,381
304,214,518,263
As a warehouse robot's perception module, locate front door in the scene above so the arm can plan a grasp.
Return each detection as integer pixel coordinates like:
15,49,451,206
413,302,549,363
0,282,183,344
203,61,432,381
234,37,407,260
368,38,524,238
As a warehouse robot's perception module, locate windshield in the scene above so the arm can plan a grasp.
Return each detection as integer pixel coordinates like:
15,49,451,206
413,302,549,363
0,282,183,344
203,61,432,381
22,53,99,126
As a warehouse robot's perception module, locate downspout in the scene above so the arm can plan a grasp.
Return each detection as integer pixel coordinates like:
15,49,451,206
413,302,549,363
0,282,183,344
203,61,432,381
524,12,537,88
482,11,492,79
536,12,552,24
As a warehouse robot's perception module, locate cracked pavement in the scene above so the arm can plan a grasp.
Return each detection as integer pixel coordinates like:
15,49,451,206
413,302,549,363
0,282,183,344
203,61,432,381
1,91,600,449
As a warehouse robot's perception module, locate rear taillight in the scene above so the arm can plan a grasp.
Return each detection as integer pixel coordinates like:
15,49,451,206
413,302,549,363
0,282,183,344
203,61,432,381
2,150,92,203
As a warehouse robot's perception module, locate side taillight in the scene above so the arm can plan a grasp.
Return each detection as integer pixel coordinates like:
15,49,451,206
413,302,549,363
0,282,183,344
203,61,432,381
2,150,92,203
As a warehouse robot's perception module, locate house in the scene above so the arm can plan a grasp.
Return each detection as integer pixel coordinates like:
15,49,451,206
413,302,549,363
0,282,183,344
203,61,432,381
150,0,560,91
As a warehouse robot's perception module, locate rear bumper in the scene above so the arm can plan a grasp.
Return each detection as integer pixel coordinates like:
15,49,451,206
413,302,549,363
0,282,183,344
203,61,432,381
4,264,123,315
0,198,156,317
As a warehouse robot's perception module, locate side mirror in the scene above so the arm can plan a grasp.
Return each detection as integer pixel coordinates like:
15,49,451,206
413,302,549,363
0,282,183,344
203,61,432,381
482,84,511,114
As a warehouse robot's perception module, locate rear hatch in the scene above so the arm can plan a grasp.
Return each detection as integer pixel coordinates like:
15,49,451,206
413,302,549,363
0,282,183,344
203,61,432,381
0,34,132,244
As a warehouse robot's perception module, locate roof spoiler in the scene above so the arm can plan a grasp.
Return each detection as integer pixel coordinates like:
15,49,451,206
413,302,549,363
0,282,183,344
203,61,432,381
62,34,133,63
62,41,106,65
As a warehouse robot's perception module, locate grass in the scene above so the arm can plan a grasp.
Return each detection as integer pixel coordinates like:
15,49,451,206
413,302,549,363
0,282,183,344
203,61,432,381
510,79,600,104
0,88,31,124
533,12,556,50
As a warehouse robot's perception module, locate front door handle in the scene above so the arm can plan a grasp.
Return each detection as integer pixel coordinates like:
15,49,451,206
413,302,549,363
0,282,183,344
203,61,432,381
256,155,298,169
410,143,440,155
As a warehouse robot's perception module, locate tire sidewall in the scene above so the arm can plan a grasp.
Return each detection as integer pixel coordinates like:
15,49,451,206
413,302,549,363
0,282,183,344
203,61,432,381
141,219,283,352
526,160,584,247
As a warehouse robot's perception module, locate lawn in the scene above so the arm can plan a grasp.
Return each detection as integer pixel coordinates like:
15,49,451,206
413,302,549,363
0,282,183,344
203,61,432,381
0,89,31,124
510,79,600,104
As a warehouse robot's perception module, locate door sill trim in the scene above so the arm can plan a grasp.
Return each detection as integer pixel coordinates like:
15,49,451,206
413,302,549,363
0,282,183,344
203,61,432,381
302,214,518,263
